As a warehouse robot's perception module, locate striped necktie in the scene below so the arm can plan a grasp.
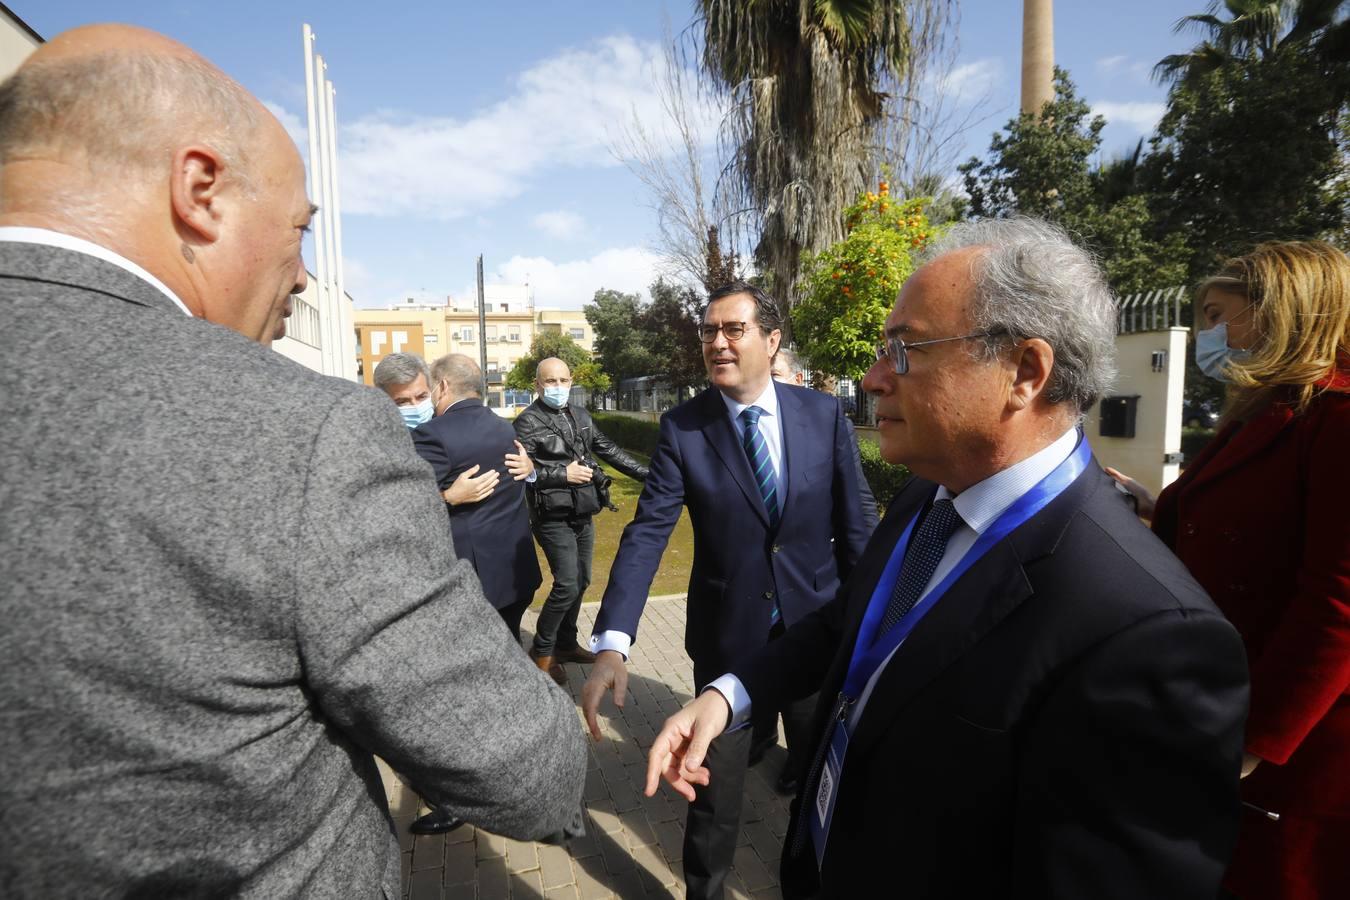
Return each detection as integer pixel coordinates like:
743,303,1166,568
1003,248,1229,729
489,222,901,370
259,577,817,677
739,405,779,529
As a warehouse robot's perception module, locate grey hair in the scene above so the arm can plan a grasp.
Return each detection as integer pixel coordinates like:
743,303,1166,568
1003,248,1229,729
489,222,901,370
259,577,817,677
774,347,805,377
373,353,430,392
0,52,261,190
430,354,482,398
924,217,1118,413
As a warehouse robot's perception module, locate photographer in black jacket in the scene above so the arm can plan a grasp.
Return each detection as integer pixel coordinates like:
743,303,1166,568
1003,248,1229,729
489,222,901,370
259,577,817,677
514,357,649,685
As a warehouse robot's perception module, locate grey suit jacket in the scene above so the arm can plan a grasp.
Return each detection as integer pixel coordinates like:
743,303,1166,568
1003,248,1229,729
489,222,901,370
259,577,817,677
0,242,585,898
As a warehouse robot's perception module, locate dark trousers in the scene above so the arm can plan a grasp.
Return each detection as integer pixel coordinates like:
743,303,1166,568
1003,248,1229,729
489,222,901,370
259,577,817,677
751,690,816,782
496,593,533,645
530,515,594,656
685,648,816,900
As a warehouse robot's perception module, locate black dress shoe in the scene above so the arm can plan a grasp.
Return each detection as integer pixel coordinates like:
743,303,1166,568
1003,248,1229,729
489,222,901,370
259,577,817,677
554,644,597,665
409,807,466,835
775,772,801,796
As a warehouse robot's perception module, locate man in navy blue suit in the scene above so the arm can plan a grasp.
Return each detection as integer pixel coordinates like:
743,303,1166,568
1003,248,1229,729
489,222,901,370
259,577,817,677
580,282,870,900
409,353,545,836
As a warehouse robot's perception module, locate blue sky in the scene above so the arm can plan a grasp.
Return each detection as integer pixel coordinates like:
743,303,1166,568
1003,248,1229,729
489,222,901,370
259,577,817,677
17,1,1197,310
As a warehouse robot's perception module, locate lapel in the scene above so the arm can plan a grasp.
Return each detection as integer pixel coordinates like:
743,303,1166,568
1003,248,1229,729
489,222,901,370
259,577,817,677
842,461,1104,760
777,382,807,524
1178,404,1293,497
697,388,770,527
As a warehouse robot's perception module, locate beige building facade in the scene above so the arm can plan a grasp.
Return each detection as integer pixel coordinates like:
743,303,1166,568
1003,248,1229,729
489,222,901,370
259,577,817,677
355,286,593,410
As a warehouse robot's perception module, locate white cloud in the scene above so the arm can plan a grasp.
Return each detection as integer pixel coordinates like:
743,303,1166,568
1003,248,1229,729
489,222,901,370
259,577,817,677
488,246,660,309
1095,55,1154,85
263,35,718,221
532,210,586,239
934,58,1002,105
1097,55,1129,72
1092,101,1166,134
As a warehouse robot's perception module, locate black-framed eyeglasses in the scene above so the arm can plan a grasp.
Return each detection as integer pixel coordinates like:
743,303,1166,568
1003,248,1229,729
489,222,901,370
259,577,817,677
698,321,759,343
875,330,1002,375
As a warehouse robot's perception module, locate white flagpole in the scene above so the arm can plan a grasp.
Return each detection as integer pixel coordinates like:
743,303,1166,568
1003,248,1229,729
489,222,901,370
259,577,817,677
325,81,354,381
314,55,340,376
302,26,333,376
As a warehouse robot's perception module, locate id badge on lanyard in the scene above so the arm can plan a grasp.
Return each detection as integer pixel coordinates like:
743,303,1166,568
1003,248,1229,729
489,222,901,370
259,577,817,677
804,432,1091,871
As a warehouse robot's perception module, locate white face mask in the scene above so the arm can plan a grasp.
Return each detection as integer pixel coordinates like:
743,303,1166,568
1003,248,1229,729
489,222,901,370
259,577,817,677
400,397,434,428
1194,316,1253,383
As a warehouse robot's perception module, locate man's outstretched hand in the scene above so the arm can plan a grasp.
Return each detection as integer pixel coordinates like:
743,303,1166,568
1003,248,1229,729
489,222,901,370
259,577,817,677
580,650,629,740
645,690,730,802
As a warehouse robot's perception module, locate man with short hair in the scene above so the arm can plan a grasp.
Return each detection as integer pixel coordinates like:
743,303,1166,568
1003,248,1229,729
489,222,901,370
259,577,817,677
646,219,1249,899
375,350,531,507
0,26,584,897
513,357,649,684
582,283,871,899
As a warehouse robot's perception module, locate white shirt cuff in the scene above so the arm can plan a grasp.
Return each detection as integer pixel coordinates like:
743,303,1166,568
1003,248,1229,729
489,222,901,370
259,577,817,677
705,674,753,731
589,630,632,660
525,470,538,483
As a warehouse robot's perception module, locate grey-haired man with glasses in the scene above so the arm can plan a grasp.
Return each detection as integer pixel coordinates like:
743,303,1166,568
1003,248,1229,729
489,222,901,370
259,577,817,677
581,281,871,899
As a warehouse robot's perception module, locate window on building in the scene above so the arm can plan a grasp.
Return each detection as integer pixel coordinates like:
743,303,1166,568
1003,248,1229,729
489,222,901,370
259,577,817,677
485,325,498,342
459,327,474,342
569,327,585,341
508,326,521,342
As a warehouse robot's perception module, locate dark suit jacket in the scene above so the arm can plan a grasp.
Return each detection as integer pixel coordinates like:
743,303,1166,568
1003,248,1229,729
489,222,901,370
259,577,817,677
596,383,871,679
735,459,1250,899
412,399,542,609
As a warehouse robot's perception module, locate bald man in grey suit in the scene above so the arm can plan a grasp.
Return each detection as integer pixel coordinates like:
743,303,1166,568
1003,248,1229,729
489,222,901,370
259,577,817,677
0,25,584,898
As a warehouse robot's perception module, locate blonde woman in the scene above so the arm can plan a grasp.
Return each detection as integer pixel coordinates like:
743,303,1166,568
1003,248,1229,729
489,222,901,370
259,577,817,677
1110,241,1350,899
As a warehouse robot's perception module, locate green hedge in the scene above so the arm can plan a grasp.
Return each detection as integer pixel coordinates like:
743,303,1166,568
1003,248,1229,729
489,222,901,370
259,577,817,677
591,412,661,458
858,437,910,511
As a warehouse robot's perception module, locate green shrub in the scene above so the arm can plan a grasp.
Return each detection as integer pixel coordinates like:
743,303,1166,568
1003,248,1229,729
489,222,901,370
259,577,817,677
591,412,660,457
858,438,910,511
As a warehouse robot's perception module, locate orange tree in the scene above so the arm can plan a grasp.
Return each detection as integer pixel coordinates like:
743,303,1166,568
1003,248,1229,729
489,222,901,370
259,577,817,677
793,182,936,381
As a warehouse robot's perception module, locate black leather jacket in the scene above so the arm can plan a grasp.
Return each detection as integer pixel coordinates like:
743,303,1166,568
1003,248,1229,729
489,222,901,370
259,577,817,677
513,400,649,518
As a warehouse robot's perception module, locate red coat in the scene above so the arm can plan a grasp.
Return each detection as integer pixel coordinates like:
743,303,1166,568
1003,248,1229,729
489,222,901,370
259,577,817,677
1154,373,1350,900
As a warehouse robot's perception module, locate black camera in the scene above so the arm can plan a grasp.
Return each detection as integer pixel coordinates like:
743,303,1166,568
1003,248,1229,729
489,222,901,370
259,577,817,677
589,462,616,511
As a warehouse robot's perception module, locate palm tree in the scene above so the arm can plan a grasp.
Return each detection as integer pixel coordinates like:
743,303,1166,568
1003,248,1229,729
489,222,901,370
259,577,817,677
695,0,950,309
1155,0,1349,88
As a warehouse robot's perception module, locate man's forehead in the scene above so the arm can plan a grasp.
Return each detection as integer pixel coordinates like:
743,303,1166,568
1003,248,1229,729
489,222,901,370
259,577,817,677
886,251,976,336
704,293,755,321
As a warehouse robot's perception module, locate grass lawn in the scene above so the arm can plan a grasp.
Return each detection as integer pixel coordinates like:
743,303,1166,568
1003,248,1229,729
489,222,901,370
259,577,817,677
530,452,695,607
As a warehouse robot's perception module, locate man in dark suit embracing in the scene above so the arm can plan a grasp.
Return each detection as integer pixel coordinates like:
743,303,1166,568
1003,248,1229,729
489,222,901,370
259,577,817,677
581,282,871,899
645,219,1251,899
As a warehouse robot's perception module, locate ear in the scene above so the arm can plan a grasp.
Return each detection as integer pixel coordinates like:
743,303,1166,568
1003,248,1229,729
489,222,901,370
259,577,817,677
1007,338,1054,412
169,145,228,244
766,328,782,358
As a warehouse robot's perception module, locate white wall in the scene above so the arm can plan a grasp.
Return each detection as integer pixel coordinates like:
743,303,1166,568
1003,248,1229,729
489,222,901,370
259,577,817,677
1083,327,1188,497
0,7,41,82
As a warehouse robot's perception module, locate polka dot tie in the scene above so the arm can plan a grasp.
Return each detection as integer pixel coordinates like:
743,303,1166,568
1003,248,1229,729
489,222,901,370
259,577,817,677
878,499,962,636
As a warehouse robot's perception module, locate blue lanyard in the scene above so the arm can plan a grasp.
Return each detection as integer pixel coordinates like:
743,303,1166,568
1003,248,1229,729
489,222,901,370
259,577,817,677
840,432,1092,701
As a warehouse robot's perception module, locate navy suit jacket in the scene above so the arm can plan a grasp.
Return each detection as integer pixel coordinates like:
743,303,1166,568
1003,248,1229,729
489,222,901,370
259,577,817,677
412,399,541,610
595,383,870,679
735,461,1249,899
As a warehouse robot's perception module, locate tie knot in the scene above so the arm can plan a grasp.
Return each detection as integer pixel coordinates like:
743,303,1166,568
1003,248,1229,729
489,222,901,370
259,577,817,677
926,498,962,538
740,405,763,426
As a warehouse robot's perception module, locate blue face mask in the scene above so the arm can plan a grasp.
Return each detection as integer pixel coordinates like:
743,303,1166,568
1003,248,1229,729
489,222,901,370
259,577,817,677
399,397,434,428
541,386,570,409
1194,321,1251,382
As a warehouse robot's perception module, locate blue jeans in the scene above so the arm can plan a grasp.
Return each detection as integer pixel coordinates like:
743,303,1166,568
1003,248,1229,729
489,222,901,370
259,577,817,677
530,516,594,656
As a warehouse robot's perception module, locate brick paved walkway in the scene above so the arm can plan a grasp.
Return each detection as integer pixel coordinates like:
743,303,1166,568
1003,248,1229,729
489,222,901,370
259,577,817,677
379,597,792,899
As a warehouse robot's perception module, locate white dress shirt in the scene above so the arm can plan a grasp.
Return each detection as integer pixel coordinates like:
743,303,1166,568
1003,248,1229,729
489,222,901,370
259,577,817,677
711,426,1081,730
590,380,787,660
0,227,193,316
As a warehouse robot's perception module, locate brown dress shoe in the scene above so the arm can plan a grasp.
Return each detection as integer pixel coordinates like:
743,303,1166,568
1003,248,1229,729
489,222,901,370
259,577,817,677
554,645,597,665
529,649,568,686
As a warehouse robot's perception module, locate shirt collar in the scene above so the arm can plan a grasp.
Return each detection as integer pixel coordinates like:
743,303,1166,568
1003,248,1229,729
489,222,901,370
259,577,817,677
0,226,193,316
935,427,1080,534
720,379,779,422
